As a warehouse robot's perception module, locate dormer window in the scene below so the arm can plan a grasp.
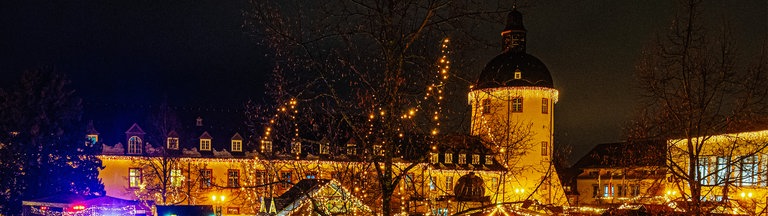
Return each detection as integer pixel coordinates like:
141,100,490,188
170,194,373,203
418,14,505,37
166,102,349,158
373,144,383,156
196,117,203,126
167,137,179,150
261,139,273,153
319,142,330,155
514,69,522,79
231,140,242,152
430,152,439,164
445,152,453,164
485,155,493,165
87,134,98,145
458,154,466,164
128,136,142,154
291,139,301,154
200,139,211,151
472,154,480,164
347,142,356,155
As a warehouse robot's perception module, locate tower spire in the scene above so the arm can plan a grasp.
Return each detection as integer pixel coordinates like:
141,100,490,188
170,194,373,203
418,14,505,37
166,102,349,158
501,7,526,53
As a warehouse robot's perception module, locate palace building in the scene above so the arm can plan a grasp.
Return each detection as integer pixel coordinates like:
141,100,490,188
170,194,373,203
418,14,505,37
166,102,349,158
95,8,568,215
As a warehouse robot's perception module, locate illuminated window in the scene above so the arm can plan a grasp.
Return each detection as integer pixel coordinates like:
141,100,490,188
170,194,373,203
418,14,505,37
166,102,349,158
542,98,549,114
129,168,142,188
458,154,466,164
716,156,730,185
319,142,330,155
200,169,212,189
167,137,179,150
171,169,183,187
741,155,758,186
429,177,436,191
472,154,480,164
231,140,242,152
306,171,317,179
491,177,498,189
255,171,266,186
603,185,614,197
430,152,439,164
541,142,548,156
630,184,640,196
280,172,292,189
698,157,711,185
445,152,453,164
200,139,211,151
514,70,522,79
482,99,491,115
485,155,493,165
291,139,301,154
512,97,523,112
445,176,453,191
227,207,240,215
346,143,356,155
262,140,273,153
86,134,98,145
228,169,240,187
128,136,142,154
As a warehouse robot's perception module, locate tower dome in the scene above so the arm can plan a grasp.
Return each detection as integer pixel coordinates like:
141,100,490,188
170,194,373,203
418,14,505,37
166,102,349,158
476,9,553,89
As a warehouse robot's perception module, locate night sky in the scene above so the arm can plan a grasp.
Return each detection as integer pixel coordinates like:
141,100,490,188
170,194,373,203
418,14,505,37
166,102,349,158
1,0,765,163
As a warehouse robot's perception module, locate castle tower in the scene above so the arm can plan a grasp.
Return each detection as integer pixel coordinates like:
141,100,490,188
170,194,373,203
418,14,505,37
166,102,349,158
468,8,565,205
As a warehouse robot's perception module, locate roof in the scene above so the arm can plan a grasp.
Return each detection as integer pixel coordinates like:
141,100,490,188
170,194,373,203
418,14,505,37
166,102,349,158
260,179,373,215
477,52,553,89
572,140,666,169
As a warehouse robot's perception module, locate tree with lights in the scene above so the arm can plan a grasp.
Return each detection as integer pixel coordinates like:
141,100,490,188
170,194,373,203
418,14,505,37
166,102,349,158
0,68,105,215
630,0,768,214
244,0,561,214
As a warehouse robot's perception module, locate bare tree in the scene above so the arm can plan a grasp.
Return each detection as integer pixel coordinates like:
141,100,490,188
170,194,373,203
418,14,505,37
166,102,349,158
244,0,522,215
629,0,768,214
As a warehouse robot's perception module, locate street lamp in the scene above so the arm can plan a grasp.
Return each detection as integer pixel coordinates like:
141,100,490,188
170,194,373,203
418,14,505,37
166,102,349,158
211,195,226,216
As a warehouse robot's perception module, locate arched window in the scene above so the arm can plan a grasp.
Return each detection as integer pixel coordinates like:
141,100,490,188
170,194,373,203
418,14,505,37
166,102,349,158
128,136,142,154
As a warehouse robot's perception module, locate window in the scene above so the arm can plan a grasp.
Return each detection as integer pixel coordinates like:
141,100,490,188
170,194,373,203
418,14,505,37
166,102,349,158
319,143,330,155
491,177,498,189
200,169,212,189
429,177,436,191
262,140,272,153
616,185,625,197
231,140,242,152
741,155,758,186
472,154,480,165
128,136,142,154
373,144,383,156
482,99,491,114
200,139,211,151
170,169,183,187
255,171,266,186
445,176,453,191
514,70,522,79
306,171,317,179
281,172,292,189
129,168,142,188
228,169,240,187
485,155,493,165
346,143,356,155
512,97,523,112
603,185,614,197
196,117,203,126
430,153,439,164
630,184,641,196
167,137,179,150
458,154,466,164
716,156,730,185
291,139,301,154
87,134,98,145
541,142,548,156
592,184,599,198
227,207,240,215
445,153,453,164
697,157,711,185
542,98,549,114
404,173,414,190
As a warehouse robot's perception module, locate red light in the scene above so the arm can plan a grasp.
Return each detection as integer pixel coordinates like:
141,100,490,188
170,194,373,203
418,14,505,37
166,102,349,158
72,205,85,211
40,206,48,211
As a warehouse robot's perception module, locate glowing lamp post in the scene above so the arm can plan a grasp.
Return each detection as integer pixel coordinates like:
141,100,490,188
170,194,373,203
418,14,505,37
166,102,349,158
211,195,226,216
